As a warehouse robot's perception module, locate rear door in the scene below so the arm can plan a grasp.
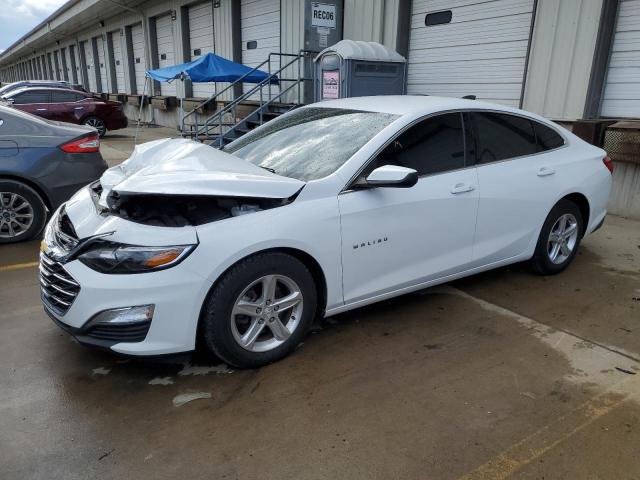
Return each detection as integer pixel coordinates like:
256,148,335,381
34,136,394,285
9,90,51,118
49,90,86,123
339,113,479,305
469,111,567,265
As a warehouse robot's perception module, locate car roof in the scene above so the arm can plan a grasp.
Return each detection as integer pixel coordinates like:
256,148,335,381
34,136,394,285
313,95,523,116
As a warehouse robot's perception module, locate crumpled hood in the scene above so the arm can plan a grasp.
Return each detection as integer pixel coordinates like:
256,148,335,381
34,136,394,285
99,138,304,207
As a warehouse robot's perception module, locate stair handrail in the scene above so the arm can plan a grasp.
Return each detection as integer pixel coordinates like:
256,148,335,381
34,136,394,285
180,57,273,136
198,50,316,143
210,73,304,148
200,53,302,138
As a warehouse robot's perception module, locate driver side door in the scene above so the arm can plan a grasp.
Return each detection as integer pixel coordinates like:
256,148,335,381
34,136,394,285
338,112,479,306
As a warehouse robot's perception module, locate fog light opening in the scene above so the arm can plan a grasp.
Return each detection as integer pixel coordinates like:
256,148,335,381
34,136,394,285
87,304,155,327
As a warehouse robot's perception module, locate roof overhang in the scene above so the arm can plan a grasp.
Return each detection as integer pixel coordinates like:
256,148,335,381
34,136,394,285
0,0,141,65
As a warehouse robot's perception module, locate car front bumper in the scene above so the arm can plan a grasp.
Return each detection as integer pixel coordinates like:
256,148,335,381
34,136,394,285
42,255,213,356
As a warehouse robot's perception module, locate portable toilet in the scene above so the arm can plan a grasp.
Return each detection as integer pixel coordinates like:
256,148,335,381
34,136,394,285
314,40,406,101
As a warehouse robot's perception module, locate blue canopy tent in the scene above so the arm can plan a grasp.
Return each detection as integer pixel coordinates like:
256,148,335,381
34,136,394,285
146,52,277,84
136,53,277,141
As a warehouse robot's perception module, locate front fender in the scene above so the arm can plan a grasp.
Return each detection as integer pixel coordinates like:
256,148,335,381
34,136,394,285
194,196,344,312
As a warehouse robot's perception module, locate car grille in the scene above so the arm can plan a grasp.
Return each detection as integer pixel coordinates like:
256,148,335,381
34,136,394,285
85,321,151,343
39,252,81,316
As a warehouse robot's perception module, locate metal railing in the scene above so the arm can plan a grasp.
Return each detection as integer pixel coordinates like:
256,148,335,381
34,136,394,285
181,50,316,145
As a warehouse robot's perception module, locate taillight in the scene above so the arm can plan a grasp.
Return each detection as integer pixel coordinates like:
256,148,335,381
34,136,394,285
60,134,100,153
603,156,614,174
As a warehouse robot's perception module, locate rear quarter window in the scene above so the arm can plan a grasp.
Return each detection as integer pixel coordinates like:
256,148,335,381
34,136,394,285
471,112,538,164
533,122,565,151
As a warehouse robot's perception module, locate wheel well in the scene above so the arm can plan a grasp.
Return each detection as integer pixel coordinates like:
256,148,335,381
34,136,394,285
275,247,328,317
0,174,51,210
561,193,590,236
197,247,329,341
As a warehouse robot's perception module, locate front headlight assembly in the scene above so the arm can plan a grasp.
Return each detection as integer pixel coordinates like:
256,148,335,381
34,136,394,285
77,242,196,274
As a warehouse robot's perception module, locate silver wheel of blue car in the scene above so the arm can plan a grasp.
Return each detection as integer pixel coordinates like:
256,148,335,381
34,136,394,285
0,192,34,239
0,181,46,244
83,116,106,137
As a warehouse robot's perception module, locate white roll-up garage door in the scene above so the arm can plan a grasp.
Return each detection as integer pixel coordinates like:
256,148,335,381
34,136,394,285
155,13,176,96
83,40,97,92
96,35,109,93
110,31,126,93
241,0,280,99
67,45,77,84
601,0,640,118
60,48,69,81
131,23,147,95
407,0,535,107
73,45,82,84
189,1,215,98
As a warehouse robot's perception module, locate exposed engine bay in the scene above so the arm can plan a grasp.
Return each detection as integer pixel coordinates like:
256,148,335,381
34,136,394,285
89,138,306,227
90,182,297,227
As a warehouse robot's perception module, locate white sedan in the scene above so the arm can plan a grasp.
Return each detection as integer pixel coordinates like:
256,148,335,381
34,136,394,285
40,96,612,368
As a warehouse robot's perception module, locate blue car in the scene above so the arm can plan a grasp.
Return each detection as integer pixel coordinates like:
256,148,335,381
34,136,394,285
0,105,107,243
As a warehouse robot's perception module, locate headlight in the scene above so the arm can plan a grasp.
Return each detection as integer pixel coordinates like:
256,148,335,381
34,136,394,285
77,242,196,274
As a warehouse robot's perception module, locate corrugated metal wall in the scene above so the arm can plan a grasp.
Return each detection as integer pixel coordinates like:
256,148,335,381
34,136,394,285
343,0,400,51
214,0,235,101
280,0,305,103
522,0,603,121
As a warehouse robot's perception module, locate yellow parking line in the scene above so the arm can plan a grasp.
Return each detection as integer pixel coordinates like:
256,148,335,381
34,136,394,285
0,261,39,272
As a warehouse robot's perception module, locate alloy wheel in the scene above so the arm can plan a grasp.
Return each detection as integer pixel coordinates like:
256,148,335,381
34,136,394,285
0,192,34,239
85,117,106,136
230,274,304,353
547,213,578,264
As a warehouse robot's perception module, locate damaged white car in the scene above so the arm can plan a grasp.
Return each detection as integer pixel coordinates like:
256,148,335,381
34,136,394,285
40,96,612,368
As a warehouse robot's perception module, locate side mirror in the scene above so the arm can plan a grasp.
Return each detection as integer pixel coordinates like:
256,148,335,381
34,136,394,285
364,165,418,188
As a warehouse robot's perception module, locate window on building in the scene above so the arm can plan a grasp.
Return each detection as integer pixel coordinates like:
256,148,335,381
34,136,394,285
376,113,466,176
425,10,452,26
471,112,538,163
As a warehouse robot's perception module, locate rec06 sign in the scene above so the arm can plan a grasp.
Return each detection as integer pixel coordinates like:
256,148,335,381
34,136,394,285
311,3,337,29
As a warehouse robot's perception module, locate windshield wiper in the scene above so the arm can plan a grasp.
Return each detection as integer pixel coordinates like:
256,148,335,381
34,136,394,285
259,166,276,174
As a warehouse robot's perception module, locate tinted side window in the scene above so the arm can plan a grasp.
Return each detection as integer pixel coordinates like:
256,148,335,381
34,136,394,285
377,113,466,176
52,91,81,103
471,112,537,163
11,91,50,104
533,121,564,151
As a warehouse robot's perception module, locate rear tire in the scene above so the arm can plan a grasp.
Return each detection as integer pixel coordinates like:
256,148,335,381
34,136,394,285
83,116,107,137
530,199,583,275
0,180,47,244
200,252,317,369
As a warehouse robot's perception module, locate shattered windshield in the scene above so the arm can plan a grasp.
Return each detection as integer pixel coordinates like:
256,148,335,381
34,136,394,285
224,107,399,181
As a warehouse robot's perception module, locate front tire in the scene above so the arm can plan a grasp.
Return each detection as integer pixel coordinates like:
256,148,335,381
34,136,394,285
83,116,107,137
0,180,47,244
530,199,583,275
200,252,317,369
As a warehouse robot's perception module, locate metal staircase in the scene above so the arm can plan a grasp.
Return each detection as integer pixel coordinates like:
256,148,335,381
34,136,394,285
181,51,315,148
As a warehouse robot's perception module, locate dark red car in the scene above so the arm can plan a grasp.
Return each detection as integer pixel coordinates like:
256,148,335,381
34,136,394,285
1,87,128,137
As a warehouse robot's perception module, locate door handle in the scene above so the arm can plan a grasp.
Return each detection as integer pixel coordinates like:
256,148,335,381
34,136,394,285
74,106,84,110
36,108,47,111
537,166,556,177
451,183,475,194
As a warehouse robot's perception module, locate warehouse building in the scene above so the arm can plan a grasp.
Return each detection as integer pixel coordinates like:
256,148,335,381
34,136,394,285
0,0,639,215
